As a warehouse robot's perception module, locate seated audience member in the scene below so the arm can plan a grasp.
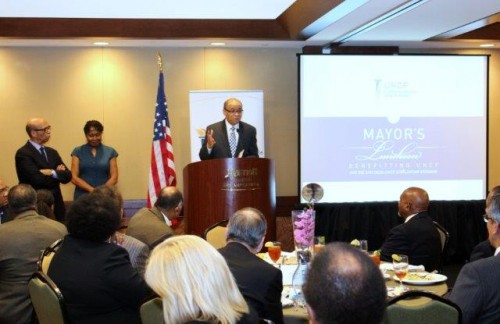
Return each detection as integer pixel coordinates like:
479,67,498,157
380,187,441,271
469,185,500,262
145,235,258,324
0,184,67,324
303,242,387,324
218,207,283,323
36,189,55,220
0,178,10,223
449,191,500,323
48,193,151,324
92,185,150,276
127,186,183,248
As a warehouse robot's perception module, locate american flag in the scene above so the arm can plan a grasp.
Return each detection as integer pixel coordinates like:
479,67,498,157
147,71,176,207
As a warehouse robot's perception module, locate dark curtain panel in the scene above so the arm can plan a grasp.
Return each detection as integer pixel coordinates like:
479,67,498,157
297,200,486,263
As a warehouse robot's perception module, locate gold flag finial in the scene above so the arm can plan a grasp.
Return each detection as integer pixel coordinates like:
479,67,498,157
157,52,163,71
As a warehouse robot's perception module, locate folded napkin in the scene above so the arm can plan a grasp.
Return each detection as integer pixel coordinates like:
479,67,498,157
379,263,425,272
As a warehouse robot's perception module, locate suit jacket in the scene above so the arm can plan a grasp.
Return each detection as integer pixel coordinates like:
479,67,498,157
469,239,495,262
218,242,284,324
121,234,150,276
126,207,174,248
199,120,259,160
380,212,442,271
0,210,67,324
48,235,152,324
15,141,72,221
449,254,500,324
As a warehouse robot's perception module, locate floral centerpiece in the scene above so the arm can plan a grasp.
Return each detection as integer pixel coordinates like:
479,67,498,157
291,208,315,260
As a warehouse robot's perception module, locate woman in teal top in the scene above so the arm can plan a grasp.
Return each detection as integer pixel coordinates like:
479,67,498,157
71,120,118,200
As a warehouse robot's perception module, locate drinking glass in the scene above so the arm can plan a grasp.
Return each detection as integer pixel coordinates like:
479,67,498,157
360,240,368,253
313,236,325,255
267,242,282,266
393,254,409,291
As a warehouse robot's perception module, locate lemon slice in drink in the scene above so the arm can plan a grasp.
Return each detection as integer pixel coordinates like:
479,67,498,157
264,241,274,248
350,239,360,247
392,254,401,262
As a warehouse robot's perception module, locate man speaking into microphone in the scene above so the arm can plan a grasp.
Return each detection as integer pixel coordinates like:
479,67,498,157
199,98,259,160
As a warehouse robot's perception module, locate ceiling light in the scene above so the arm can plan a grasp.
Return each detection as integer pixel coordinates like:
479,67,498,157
93,41,109,46
210,42,226,46
480,43,495,48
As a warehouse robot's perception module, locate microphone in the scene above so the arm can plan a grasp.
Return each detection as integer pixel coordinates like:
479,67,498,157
236,128,240,133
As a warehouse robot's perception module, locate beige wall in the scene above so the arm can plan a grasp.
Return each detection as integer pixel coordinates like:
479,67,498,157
0,46,498,201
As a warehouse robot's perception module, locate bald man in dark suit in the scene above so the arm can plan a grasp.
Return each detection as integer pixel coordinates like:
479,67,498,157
15,117,72,221
199,98,259,160
380,187,441,271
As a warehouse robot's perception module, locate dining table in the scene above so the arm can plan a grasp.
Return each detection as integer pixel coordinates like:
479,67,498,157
277,258,449,323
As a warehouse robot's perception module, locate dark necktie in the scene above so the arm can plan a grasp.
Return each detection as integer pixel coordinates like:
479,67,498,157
40,146,48,162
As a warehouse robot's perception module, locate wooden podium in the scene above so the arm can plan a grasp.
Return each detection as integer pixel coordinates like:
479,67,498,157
183,158,276,242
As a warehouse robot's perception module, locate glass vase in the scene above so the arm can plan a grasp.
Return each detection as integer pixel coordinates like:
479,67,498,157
290,209,315,307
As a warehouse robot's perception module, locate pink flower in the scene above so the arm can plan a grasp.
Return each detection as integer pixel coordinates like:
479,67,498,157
293,209,315,248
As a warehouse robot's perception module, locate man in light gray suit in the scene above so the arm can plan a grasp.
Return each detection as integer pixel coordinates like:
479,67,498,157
0,184,67,324
449,189,500,323
126,186,183,248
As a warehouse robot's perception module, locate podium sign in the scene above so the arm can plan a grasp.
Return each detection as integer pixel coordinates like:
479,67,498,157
183,158,276,242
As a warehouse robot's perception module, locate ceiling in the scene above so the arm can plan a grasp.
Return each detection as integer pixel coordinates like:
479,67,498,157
0,0,499,49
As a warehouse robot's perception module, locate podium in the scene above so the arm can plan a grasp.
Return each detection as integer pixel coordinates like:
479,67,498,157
183,158,276,242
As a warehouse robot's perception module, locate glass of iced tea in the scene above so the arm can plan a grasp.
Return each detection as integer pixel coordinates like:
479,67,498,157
267,242,282,266
313,236,326,256
393,254,409,291
370,252,381,266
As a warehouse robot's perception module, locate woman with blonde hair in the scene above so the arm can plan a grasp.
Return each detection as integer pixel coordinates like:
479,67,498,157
145,235,259,324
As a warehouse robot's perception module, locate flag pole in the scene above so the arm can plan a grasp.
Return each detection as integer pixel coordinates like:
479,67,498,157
157,52,163,72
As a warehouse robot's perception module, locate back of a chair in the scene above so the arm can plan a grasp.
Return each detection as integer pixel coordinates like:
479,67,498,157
433,221,449,253
38,239,63,274
140,298,164,324
203,219,229,249
384,290,461,324
28,271,68,324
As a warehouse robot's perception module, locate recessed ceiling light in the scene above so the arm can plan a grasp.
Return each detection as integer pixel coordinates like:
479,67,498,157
480,43,495,48
93,41,109,46
210,42,226,46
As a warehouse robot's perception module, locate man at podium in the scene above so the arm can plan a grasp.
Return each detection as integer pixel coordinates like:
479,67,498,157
199,98,259,160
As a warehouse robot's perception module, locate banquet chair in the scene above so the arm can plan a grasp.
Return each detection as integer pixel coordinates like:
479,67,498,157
203,219,229,249
38,238,63,274
384,290,461,324
434,221,450,272
140,297,163,324
28,271,69,324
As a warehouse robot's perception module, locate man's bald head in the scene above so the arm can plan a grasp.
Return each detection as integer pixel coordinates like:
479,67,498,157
398,187,429,218
25,117,51,144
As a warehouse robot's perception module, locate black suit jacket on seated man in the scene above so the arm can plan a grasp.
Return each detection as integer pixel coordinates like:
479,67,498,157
218,242,283,324
381,211,442,271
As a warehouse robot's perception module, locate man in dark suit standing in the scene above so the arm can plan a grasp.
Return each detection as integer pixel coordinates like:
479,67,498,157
449,191,500,324
199,98,259,160
218,207,283,324
380,187,442,271
15,117,72,222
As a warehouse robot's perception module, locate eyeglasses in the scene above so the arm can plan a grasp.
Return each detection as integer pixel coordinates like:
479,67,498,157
483,213,494,223
33,126,51,133
224,109,244,114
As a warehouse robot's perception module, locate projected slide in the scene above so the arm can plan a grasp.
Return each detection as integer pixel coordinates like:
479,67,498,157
300,55,488,203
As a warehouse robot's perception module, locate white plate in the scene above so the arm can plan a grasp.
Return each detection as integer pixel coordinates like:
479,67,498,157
393,273,448,285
